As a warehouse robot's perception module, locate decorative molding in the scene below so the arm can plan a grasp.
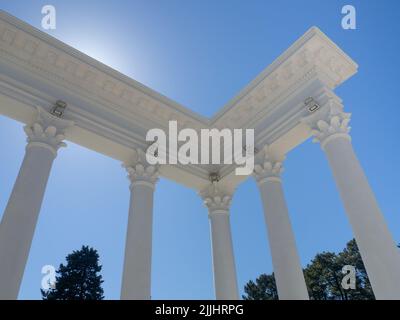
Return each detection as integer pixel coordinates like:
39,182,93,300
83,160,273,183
200,182,232,214
0,13,357,131
253,146,284,184
212,27,357,129
302,97,351,149
24,106,74,156
0,11,208,132
0,12,358,190
124,149,159,188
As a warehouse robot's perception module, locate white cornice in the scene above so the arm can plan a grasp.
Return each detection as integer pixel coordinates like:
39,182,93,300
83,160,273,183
211,27,357,129
0,11,209,128
0,10,358,191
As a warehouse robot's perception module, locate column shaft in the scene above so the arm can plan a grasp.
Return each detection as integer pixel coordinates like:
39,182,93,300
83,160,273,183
0,146,55,299
254,148,309,300
121,182,155,300
120,151,158,300
209,211,239,300
201,183,239,300
258,179,309,300
324,136,400,299
0,106,71,300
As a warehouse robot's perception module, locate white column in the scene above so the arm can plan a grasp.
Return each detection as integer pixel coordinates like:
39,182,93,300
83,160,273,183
121,149,159,300
304,97,400,300
253,147,309,300
201,182,239,300
0,107,72,300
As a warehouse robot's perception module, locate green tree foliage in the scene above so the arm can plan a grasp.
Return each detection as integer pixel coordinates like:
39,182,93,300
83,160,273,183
41,246,104,300
243,239,375,300
243,273,278,300
333,239,374,300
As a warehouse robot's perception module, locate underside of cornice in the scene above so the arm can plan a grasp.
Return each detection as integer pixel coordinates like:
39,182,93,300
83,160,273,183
0,10,358,191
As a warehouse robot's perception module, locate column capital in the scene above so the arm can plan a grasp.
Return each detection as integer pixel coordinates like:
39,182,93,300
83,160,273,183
124,148,159,189
253,146,285,185
302,97,351,150
200,182,233,215
24,106,74,156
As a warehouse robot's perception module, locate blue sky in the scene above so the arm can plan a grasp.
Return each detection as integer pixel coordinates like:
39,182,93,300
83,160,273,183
0,0,399,299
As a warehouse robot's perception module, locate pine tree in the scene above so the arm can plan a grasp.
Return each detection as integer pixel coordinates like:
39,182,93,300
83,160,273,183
335,239,374,300
243,239,375,300
243,273,278,300
304,252,340,300
41,246,104,300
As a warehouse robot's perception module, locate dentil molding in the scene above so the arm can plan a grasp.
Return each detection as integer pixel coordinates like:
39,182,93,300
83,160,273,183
0,11,358,191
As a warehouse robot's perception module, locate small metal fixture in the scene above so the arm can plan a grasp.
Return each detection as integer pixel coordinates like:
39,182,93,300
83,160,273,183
50,100,67,118
209,172,220,183
305,97,320,113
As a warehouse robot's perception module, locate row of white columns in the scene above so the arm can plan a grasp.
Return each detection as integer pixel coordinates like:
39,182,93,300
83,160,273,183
1,98,400,300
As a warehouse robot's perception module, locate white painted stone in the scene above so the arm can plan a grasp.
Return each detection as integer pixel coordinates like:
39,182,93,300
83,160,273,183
201,183,239,300
0,12,358,190
1,12,398,301
0,107,72,300
121,149,159,300
304,98,400,300
253,147,309,300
